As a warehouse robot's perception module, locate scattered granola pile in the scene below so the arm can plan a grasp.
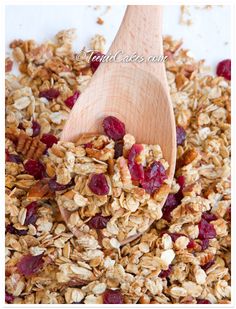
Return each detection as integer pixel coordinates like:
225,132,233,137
5,29,231,304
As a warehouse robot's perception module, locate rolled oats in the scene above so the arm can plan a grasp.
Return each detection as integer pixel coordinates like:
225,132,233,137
5,28,231,305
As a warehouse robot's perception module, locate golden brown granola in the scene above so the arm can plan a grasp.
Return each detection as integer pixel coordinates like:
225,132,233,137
47,134,169,244
5,29,231,304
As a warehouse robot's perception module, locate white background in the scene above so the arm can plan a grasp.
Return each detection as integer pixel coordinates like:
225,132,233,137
5,5,231,71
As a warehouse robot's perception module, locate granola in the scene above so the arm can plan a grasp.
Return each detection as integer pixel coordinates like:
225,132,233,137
47,120,169,244
5,29,231,304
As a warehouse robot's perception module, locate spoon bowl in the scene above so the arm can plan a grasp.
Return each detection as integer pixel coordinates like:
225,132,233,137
60,5,176,245
62,66,175,149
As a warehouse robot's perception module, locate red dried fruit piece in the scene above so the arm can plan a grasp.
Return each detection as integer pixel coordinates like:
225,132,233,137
197,299,211,304
128,144,143,162
128,144,143,161
162,194,179,222
159,265,172,278
6,224,27,236
128,163,144,181
216,59,231,81
169,232,186,242
114,140,124,159
5,149,22,164
202,211,217,222
31,120,41,137
5,292,14,303
17,253,44,276
187,239,196,249
201,239,209,250
24,202,38,226
87,213,111,229
84,142,92,148
24,159,46,180
201,259,215,271
176,126,186,146
176,175,185,189
40,134,58,149
90,52,104,72
162,177,185,222
48,178,72,192
140,161,167,194
127,144,144,181
198,218,216,240
103,289,123,304
88,173,109,195
39,88,60,100
103,116,126,141
64,91,80,109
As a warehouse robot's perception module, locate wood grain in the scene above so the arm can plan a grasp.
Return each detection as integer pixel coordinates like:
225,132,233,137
60,5,176,245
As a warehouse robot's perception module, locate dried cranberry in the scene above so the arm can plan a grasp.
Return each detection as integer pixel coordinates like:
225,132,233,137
201,239,210,250
216,59,231,80
17,253,44,276
162,194,179,222
64,91,80,109
128,144,143,162
90,52,104,72
202,211,217,222
169,232,186,242
114,140,124,159
187,239,196,249
140,161,167,194
39,88,60,100
197,299,211,304
31,120,41,137
159,265,172,278
198,218,216,240
103,116,126,141
129,163,144,181
5,292,14,303
88,173,109,195
6,224,27,236
5,150,22,164
176,175,185,189
103,289,123,304
201,259,215,271
162,177,184,222
87,213,111,229
24,159,46,179
40,134,58,149
24,202,38,226
176,126,186,145
128,144,144,181
48,178,72,192
84,142,93,148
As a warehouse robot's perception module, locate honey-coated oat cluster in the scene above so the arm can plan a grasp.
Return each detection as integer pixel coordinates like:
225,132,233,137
5,29,231,304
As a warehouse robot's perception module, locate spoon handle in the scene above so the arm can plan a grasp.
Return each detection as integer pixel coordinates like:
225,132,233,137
107,5,164,77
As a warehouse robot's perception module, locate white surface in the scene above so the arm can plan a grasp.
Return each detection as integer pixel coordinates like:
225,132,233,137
5,5,231,69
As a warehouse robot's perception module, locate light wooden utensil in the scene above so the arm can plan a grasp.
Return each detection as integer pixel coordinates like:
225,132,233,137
60,5,176,245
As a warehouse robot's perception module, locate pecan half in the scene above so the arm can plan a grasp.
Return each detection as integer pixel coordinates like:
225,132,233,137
16,130,46,160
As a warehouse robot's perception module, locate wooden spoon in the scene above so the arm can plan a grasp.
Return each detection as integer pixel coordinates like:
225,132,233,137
60,5,176,245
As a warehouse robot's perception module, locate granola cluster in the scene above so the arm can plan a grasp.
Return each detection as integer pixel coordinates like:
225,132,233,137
48,130,169,244
5,30,231,304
